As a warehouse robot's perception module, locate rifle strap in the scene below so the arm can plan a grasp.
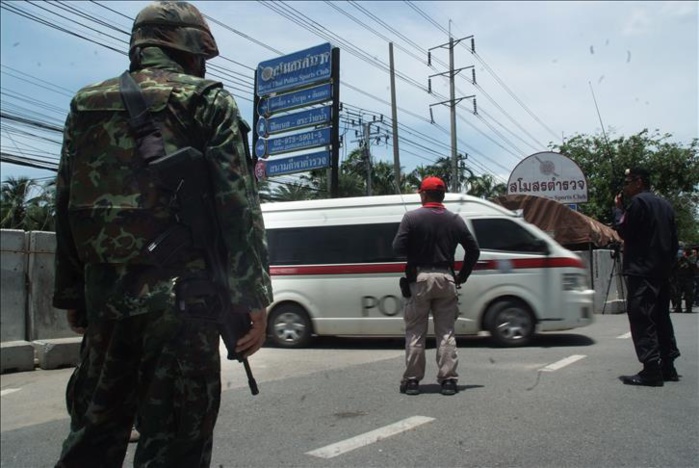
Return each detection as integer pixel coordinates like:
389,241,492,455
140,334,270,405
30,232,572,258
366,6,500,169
119,70,166,162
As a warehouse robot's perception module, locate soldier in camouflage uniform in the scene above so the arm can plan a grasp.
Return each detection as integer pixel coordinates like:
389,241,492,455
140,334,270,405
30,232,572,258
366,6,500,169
53,2,273,467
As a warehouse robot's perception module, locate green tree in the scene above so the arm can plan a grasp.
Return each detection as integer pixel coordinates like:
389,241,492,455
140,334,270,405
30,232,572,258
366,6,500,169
467,173,507,199
298,148,367,199
256,179,273,202
269,181,316,201
553,129,699,244
401,156,475,194
1,176,55,231
26,179,56,231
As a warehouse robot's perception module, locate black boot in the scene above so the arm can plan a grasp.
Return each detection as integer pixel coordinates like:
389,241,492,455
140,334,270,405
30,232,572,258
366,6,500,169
620,362,664,387
662,362,680,382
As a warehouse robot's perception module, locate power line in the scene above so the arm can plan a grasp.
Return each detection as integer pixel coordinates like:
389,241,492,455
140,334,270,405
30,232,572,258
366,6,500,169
2,0,515,183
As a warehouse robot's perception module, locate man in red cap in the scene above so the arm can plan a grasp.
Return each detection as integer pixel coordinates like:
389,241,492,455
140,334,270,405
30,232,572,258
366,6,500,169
392,176,480,395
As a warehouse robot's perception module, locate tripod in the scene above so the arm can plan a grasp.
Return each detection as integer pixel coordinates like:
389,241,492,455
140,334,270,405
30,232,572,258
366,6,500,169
601,244,624,315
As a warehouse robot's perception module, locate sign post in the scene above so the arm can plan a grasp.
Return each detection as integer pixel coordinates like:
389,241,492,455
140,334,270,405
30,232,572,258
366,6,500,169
252,43,340,196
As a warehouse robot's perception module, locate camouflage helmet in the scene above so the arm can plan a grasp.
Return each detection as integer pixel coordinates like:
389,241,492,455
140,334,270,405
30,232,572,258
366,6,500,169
130,1,219,59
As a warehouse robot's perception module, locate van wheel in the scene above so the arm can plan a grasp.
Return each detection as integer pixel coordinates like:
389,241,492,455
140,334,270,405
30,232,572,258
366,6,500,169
485,300,535,347
268,304,312,348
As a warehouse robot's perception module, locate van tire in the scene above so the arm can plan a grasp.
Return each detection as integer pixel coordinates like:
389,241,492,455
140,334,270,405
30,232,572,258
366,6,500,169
268,304,313,348
485,299,535,347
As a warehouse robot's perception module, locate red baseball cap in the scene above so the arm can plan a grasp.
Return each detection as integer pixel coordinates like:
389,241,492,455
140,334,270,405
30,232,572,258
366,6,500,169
418,176,446,192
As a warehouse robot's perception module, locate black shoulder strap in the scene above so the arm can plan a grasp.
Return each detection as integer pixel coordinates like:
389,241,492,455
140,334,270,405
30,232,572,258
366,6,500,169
119,70,166,162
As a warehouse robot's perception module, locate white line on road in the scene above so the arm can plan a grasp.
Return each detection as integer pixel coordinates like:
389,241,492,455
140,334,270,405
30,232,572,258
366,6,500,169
540,355,587,372
306,415,435,459
617,332,632,339
1,388,21,397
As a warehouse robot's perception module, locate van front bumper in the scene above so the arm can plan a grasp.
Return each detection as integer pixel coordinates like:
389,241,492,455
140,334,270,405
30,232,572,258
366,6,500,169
539,289,595,331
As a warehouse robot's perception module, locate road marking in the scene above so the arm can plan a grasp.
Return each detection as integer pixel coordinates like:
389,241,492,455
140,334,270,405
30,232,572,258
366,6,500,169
1,388,21,397
540,354,586,372
617,332,632,339
306,416,435,459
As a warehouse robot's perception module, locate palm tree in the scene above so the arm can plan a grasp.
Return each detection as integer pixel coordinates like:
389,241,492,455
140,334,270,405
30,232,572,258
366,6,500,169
467,174,507,200
405,157,474,193
270,182,315,201
300,149,366,199
256,178,273,202
1,176,40,230
25,179,56,231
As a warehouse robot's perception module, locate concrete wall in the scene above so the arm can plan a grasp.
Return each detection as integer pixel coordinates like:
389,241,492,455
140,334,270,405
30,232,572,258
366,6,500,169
27,231,74,340
574,248,626,314
1,229,80,373
1,229,27,342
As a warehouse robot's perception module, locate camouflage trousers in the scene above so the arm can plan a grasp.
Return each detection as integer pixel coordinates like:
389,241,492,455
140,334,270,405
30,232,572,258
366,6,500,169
56,305,221,468
402,269,459,384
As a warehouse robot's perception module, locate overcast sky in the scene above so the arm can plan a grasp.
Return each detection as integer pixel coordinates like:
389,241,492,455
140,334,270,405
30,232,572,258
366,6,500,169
1,1,697,188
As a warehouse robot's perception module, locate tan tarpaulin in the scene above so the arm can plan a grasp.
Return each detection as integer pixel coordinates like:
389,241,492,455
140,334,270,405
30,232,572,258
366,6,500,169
491,194,622,248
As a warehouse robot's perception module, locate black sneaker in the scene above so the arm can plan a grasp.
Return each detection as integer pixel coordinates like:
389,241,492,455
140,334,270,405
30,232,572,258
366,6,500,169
441,379,458,396
400,379,420,395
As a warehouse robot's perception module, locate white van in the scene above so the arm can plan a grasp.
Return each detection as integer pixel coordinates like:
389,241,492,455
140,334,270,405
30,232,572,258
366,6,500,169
262,193,594,347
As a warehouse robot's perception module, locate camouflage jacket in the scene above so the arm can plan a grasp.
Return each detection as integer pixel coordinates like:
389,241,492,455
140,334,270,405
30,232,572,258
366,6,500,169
53,47,273,320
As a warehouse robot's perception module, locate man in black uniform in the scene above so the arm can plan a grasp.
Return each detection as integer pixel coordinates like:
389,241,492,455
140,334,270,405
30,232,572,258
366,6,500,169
393,177,480,396
613,167,680,386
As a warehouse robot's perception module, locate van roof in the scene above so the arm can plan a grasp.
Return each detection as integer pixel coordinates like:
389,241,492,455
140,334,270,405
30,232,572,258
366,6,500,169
261,193,517,217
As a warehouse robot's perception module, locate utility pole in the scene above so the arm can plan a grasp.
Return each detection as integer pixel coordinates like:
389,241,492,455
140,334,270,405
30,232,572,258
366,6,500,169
363,121,372,196
428,29,476,192
389,42,400,193
345,110,391,196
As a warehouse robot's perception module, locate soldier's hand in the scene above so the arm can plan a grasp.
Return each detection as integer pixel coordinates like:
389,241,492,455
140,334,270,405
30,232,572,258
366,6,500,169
66,309,86,335
235,308,267,358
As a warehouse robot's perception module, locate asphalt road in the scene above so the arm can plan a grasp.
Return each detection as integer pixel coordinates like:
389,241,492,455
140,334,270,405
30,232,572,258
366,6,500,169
2,313,698,468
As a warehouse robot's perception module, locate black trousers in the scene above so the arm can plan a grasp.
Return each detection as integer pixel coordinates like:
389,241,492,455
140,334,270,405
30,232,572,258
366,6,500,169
625,275,680,367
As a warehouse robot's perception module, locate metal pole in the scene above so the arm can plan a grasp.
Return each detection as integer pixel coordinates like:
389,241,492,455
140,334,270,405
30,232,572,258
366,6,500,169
449,36,458,192
330,47,341,198
364,122,372,196
389,42,400,193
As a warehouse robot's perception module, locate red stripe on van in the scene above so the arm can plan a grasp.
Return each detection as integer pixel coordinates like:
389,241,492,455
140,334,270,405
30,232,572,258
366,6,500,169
471,257,585,270
270,256,585,276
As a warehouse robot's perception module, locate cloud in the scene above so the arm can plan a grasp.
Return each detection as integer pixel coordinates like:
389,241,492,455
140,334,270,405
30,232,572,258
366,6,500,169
622,8,653,36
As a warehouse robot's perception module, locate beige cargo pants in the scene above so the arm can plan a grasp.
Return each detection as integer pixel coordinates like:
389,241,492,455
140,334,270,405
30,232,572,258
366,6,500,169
402,269,459,384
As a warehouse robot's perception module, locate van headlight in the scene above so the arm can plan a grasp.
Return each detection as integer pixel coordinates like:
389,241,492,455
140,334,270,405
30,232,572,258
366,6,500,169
563,273,588,291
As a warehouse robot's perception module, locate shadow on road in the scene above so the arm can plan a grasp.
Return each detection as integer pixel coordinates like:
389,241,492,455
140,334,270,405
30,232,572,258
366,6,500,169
532,333,596,348
265,332,596,350
417,383,485,394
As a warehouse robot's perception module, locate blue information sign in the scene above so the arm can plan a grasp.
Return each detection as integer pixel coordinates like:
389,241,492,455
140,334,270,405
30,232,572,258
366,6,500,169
257,83,332,116
263,150,330,176
257,84,332,115
255,139,267,159
256,106,331,138
257,127,331,158
256,43,332,96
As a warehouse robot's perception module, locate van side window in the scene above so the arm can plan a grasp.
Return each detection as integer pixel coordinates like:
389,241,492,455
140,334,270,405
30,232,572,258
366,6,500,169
471,218,542,252
267,223,404,265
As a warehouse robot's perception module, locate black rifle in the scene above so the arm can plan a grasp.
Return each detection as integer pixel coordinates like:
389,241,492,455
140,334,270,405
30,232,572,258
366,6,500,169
119,71,259,395
146,147,259,396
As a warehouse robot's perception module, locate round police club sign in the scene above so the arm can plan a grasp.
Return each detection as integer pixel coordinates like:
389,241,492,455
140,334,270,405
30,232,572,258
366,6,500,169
507,151,588,203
